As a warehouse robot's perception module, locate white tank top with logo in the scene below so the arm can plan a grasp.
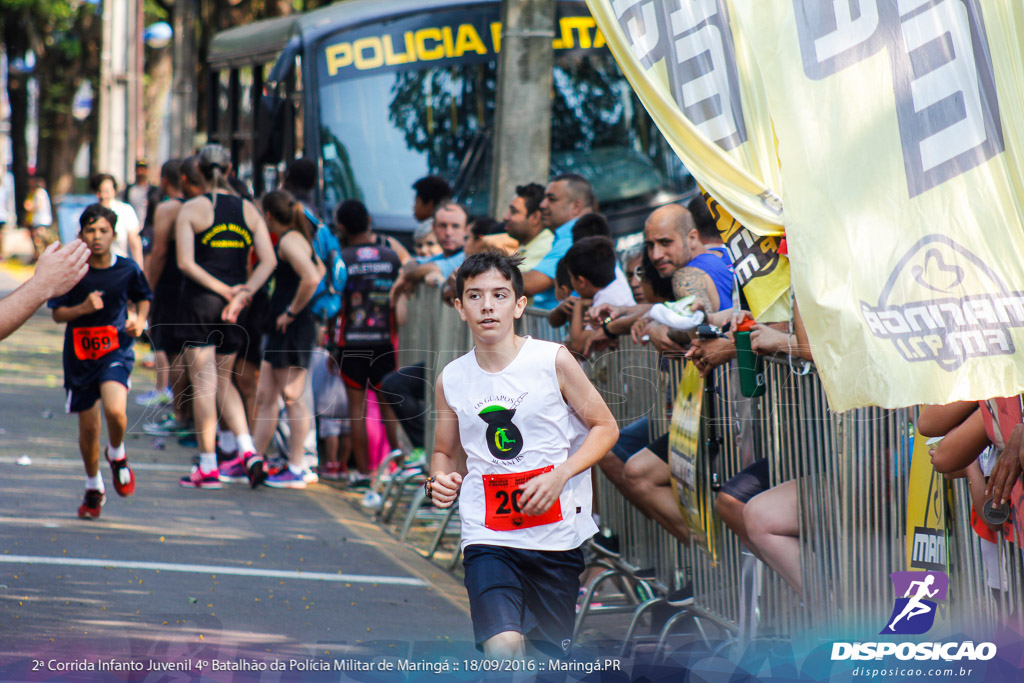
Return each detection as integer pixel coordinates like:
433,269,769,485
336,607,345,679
442,337,598,551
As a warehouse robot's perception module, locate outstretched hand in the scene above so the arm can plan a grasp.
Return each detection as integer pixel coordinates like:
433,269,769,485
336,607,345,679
35,240,90,298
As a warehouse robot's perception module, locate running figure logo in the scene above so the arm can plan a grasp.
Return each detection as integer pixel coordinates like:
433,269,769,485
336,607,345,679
478,406,523,460
881,571,948,635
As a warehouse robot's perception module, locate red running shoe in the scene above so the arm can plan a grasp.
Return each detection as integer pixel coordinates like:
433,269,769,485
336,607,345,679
179,466,222,489
106,447,136,497
78,489,106,519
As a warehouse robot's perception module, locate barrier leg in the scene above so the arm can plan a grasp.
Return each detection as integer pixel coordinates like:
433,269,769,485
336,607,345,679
573,569,625,642
426,503,459,560
618,596,665,657
398,487,429,541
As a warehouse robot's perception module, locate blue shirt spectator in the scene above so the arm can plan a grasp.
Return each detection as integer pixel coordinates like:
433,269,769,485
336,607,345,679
530,217,578,310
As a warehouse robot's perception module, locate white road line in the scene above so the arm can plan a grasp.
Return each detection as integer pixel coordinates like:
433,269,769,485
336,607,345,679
0,456,184,472
0,554,428,587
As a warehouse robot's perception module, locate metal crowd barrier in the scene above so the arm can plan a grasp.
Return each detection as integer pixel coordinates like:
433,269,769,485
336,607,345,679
393,285,1020,650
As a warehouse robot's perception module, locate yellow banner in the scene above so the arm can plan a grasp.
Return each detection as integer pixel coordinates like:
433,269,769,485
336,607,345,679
905,431,947,572
668,363,715,562
700,188,791,321
728,1,1024,410
585,0,784,237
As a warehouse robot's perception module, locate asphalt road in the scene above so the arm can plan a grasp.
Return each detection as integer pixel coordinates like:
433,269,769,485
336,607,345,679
0,271,479,680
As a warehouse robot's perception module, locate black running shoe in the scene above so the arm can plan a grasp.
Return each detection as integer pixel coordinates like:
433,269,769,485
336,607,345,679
245,452,267,489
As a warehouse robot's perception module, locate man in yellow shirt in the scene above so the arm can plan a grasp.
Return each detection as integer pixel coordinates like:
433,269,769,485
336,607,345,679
502,183,552,273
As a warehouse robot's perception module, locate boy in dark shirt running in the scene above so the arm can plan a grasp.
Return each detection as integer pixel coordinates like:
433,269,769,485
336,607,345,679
50,204,152,518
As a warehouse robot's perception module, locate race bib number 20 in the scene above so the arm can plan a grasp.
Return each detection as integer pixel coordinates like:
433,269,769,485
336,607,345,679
482,466,563,532
73,325,119,361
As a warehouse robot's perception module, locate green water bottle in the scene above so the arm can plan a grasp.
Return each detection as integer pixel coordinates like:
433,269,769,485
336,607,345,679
734,317,765,398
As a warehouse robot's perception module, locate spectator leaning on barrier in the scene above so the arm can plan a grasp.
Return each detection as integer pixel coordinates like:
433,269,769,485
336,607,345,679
390,202,469,301
688,194,731,269
688,298,812,594
559,236,635,357
502,182,552,272
522,173,596,310
589,203,732,547
412,223,442,259
920,400,1015,594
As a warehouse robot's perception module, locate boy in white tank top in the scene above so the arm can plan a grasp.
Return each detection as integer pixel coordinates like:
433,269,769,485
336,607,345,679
427,251,619,659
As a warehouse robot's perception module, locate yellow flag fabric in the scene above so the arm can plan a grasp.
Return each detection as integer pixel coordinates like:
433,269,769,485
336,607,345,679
668,363,716,562
699,188,791,320
585,0,784,236
724,1,1024,410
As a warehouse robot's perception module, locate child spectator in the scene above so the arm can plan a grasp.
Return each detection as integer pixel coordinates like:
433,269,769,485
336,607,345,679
412,223,442,260
49,204,152,518
561,236,635,355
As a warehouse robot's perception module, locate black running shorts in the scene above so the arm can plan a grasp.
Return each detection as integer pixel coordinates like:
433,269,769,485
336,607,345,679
178,290,246,354
462,543,585,658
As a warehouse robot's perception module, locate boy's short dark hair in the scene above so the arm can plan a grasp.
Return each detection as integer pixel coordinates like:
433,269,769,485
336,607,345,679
160,159,182,190
90,173,117,192
455,250,525,300
688,195,719,242
564,236,616,289
412,175,452,205
79,203,118,232
572,212,611,242
515,182,545,215
336,199,370,235
284,158,318,193
555,257,572,290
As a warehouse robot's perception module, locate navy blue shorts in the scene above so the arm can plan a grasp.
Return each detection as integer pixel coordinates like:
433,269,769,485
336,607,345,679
463,544,585,657
65,360,132,413
720,459,770,504
611,418,669,463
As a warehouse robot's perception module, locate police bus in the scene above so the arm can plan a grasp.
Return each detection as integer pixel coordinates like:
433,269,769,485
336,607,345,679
207,0,694,237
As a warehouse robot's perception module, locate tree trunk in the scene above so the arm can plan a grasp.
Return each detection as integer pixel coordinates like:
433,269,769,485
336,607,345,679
144,48,174,162
4,12,30,225
7,72,29,226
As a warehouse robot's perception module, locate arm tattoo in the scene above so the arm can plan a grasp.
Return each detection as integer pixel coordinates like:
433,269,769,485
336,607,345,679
672,267,716,312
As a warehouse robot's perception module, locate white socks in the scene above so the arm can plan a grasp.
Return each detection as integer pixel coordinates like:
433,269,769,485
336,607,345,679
217,429,237,454
288,464,305,476
199,452,217,472
236,433,255,455
107,443,125,461
86,473,104,491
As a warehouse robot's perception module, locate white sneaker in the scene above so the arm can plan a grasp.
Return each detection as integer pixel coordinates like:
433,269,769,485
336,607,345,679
300,467,319,484
135,388,173,407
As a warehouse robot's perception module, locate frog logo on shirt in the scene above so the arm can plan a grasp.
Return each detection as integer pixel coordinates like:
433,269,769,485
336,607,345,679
478,405,523,460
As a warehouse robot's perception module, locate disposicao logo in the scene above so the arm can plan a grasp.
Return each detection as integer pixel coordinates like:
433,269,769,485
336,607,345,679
882,570,947,635
831,570,996,662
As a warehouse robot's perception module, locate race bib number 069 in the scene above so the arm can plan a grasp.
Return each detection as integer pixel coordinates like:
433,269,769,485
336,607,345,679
73,325,119,361
482,466,563,532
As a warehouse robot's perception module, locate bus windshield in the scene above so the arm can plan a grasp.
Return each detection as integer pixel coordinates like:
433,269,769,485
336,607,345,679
317,25,689,226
